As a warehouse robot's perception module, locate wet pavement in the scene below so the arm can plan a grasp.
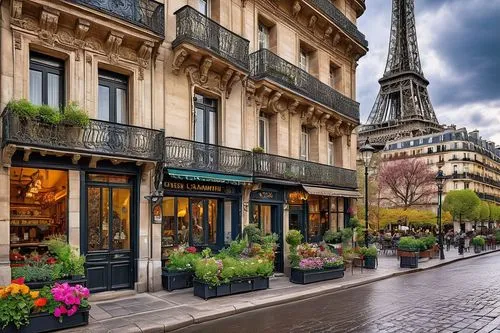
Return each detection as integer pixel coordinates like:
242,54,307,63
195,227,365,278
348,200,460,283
173,253,500,333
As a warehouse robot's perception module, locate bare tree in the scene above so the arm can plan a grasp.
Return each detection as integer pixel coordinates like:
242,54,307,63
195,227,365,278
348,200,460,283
378,158,435,210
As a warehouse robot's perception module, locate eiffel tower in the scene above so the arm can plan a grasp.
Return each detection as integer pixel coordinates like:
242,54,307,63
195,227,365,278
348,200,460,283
359,0,442,148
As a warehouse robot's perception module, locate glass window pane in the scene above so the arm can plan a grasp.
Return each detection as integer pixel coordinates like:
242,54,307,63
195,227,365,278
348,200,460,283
29,70,43,105
259,118,265,149
112,188,130,250
162,197,175,253
194,108,204,143
338,198,344,212
260,205,272,235
87,187,109,251
116,88,128,124
47,73,60,108
308,197,320,241
198,0,208,15
207,199,217,244
191,199,205,245
208,111,217,144
177,198,190,244
98,85,110,121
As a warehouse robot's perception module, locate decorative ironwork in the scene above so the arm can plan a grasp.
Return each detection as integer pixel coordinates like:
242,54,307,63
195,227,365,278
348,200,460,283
1,111,164,161
452,173,500,189
164,137,253,176
172,6,249,71
253,152,357,189
68,0,165,36
307,0,368,47
250,49,359,121
359,0,441,146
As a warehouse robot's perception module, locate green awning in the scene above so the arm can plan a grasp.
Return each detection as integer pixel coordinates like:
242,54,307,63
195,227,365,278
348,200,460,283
166,169,252,185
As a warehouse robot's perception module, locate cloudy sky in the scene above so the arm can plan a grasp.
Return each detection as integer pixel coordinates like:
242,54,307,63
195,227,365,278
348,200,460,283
357,0,500,145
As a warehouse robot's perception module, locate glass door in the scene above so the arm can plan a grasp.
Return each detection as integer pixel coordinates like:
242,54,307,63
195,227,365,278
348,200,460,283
190,198,218,246
85,175,134,293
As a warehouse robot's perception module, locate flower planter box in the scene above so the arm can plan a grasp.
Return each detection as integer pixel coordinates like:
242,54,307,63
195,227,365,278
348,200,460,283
419,249,432,259
398,251,419,268
290,267,344,284
3,308,89,333
363,257,377,269
25,276,87,290
474,246,482,254
161,270,194,292
193,277,269,300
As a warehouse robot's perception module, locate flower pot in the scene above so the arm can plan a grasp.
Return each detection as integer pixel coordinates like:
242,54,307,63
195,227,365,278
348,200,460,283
193,277,269,300
230,278,253,294
363,257,377,269
25,276,87,290
400,253,419,268
419,249,432,259
290,267,344,284
474,246,482,254
2,308,89,333
252,276,270,291
161,270,194,292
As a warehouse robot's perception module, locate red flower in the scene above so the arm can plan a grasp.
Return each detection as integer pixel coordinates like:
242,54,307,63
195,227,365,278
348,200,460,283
11,277,25,285
34,297,47,307
186,247,197,254
319,246,325,251
46,257,57,265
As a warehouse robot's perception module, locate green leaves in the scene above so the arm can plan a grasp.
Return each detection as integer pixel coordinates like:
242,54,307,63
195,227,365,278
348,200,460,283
443,190,481,222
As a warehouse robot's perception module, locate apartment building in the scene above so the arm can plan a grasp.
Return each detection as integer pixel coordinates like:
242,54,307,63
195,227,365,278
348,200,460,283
382,127,500,231
0,0,367,292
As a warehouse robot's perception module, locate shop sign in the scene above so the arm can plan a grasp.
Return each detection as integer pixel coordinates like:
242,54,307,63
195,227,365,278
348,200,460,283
151,200,163,224
163,181,227,193
251,190,277,201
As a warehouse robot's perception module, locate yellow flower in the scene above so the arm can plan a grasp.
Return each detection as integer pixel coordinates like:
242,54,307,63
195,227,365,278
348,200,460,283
10,284,20,295
0,288,5,298
30,291,40,299
20,285,30,295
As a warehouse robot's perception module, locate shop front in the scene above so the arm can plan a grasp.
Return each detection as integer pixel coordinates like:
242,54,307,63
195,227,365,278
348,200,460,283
249,186,284,272
159,178,242,265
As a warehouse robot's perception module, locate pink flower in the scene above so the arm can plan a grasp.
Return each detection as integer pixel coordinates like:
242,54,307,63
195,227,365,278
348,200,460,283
67,305,78,317
65,294,77,305
54,305,67,318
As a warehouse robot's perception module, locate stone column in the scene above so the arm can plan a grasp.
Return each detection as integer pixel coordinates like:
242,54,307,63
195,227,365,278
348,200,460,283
68,170,81,251
0,167,11,285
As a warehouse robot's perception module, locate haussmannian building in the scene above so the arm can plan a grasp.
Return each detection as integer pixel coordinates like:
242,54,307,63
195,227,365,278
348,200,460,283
381,127,500,232
0,0,368,292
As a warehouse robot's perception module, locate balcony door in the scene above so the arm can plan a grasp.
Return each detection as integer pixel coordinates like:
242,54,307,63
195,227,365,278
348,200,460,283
193,94,218,170
98,70,128,124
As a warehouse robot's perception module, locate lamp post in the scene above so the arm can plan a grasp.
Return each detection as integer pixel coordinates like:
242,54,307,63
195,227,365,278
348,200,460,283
435,165,446,260
360,138,375,248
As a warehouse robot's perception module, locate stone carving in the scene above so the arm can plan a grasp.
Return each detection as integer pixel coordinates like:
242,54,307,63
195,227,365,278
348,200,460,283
226,73,241,98
220,68,234,90
345,44,353,56
13,31,22,50
292,1,302,19
137,41,154,80
244,79,256,106
12,0,23,20
119,47,138,62
38,7,60,45
255,86,271,110
332,33,341,47
308,15,317,30
172,48,189,74
199,57,213,83
301,106,315,123
73,19,90,61
268,91,288,119
185,65,222,95
327,119,343,137
324,26,333,40
105,31,124,63
320,113,331,126
85,37,104,53
288,99,300,114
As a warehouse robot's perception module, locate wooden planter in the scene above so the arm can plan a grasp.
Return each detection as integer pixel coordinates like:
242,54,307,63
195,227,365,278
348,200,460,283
363,257,377,269
25,276,87,290
419,249,432,259
398,250,419,268
3,308,89,333
161,270,194,291
290,267,344,284
193,277,269,300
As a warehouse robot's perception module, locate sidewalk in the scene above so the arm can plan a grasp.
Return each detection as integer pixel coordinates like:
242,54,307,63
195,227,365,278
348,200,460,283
71,248,500,333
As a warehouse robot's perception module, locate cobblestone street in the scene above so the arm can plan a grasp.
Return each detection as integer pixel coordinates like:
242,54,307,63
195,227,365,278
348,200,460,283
174,253,500,333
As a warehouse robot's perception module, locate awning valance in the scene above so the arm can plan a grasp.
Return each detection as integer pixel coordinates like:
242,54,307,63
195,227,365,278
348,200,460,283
166,169,253,185
302,185,361,198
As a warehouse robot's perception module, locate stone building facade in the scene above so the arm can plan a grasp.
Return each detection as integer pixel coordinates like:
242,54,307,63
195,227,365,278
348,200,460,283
381,127,500,232
0,0,367,292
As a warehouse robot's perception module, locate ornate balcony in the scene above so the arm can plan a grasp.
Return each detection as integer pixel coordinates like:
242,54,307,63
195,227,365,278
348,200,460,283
67,0,165,36
306,0,368,47
172,6,250,72
1,111,164,164
164,137,253,176
250,49,360,122
253,153,357,189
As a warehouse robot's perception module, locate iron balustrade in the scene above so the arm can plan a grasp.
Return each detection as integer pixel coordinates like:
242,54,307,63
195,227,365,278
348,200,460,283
451,173,500,188
67,0,164,36
306,0,368,47
164,137,253,176
250,49,360,121
253,152,357,189
173,6,250,71
1,111,164,161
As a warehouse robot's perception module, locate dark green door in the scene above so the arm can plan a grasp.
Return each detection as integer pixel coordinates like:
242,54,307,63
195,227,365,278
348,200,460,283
85,179,134,292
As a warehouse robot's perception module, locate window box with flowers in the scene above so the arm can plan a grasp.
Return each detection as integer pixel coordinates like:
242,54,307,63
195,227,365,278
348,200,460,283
162,246,200,291
0,278,90,333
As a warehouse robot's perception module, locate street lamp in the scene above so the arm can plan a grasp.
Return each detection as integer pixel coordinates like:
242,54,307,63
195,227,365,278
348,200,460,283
360,138,375,248
435,166,446,260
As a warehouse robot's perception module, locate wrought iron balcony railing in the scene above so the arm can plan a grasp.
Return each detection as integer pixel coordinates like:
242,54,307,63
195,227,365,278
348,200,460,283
253,152,357,189
1,111,164,161
250,49,360,121
68,0,164,36
172,6,250,71
452,172,500,189
306,0,368,47
164,137,253,176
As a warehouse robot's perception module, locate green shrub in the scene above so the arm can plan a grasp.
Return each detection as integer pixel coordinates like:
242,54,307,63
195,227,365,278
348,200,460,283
472,236,486,247
43,235,85,277
194,258,220,286
243,224,262,244
11,264,54,282
285,230,303,248
323,229,342,244
217,239,248,258
397,237,423,252
6,99,39,119
341,228,353,243
252,147,265,153
166,252,200,272
62,102,90,127
359,246,378,258
37,104,61,124
421,236,437,249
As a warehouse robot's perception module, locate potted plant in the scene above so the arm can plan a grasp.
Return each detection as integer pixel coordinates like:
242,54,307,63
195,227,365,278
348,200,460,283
419,236,437,259
472,236,485,253
0,278,90,332
162,246,200,291
60,102,90,143
323,229,343,255
397,237,422,268
359,246,378,269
